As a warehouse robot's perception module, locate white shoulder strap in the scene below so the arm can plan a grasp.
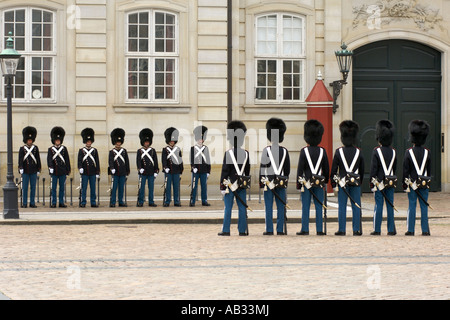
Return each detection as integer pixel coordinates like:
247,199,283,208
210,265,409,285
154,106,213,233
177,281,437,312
267,147,287,176
228,149,248,176
409,148,428,176
377,148,395,176
305,147,323,175
339,148,360,174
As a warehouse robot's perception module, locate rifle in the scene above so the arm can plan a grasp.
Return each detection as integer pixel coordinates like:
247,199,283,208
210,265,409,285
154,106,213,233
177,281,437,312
136,174,142,206
162,173,168,205
76,176,82,207
323,186,328,235
42,177,46,206
189,172,195,205
16,177,23,208
97,176,100,206
71,177,74,206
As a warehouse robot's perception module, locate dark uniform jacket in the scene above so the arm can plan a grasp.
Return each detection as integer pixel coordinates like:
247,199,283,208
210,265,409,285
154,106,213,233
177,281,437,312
18,144,41,175
220,148,250,190
78,147,100,176
259,145,290,188
330,146,364,188
162,145,184,174
370,146,397,189
402,146,431,189
108,147,130,176
190,144,211,174
296,146,329,189
47,145,71,176
136,147,159,176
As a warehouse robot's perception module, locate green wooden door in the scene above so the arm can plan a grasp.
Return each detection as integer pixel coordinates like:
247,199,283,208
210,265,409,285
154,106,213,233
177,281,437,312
353,40,441,192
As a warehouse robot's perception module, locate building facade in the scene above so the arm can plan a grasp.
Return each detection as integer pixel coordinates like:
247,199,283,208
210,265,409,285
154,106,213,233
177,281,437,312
0,0,448,198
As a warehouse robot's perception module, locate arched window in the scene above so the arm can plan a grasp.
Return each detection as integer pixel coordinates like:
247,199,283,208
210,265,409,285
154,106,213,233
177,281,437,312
255,13,305,103
126,10,178,102
2,7,55,102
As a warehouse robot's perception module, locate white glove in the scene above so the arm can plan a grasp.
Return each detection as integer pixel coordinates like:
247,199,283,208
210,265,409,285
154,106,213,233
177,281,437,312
207,173,210,179
79,168,84,174
193,168,198,173
221,189,229,195
139,168,145,174
111,169,116,175
37,172,40,176
165,168,170,173
96,175,100,179
154,173,158,178
19,169,24,174
49,168,54,174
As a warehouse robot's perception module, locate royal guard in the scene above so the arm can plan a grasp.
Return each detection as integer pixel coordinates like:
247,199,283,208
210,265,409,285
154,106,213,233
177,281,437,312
108,128,130,207
189,125,211,207
259,118,290,235
162,127,184,207
370,120,397,235
136,128,159,207
218,120,251,236
78,128,100,208
18,126,41,208
47,126,71,208
403,120,431,236
330,120,364,236
297,119,329,235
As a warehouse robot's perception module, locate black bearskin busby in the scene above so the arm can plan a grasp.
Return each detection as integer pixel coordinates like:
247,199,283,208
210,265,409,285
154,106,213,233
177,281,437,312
266,118,286,143
164,127,179,144
409,120,430,146
22,126,37,144
81,128,95,144
193,125,208,142
339,120,359,147
51,126,65,144
227,120,247,147
304,119,324,147
139,128,154,146
111,128,125,145
376,120,394,146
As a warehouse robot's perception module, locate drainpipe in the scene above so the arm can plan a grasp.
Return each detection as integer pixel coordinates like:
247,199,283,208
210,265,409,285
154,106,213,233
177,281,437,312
227,0,232,124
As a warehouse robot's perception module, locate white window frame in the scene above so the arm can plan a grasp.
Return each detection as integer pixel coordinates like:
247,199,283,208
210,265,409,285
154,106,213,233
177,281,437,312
125,9,179,104
0,6,56,103
254,12,306,104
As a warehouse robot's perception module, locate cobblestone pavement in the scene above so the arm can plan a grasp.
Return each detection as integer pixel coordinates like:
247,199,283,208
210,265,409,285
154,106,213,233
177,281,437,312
0,217,449,300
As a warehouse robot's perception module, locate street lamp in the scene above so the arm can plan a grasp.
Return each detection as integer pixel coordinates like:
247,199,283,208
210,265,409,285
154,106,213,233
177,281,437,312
1,32,21,219
330,43,353,114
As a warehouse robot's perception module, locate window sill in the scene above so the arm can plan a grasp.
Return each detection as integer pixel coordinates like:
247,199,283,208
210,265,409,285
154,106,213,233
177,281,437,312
0,103,69,113
243,103,307,114
113,104,191,113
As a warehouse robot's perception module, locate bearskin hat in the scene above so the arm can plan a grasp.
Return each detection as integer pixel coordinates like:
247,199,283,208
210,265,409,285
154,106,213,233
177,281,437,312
81,128,95,144
22,126,37,144
266,118,286,143
139,128,154,146
111,128,125,145
409,120,430,146
339,120,359,147
227,120,247,147
164,127,179,144
304,120,324,147
51,126,65,144
376,120,394,146
193,125,208,142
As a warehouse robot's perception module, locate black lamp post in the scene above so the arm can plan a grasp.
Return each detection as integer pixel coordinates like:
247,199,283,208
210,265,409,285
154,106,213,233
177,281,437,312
1,32,21,219
330,43,353,114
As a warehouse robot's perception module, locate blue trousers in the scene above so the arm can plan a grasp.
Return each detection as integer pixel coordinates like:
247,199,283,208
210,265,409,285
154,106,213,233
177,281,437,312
164,173,180,205
264,188,287,233
21,173,37,206
301,187,324,233
338,185,361,233
407,188,429,233
111,175,126,205
51,175,66,205
191,173,208,204
81,175,97,206
138,175,155,205
222,188,248,234
373,188,395,233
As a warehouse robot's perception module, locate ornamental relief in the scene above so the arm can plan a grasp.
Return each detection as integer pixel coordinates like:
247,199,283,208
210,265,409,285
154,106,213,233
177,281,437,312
352,0,444,31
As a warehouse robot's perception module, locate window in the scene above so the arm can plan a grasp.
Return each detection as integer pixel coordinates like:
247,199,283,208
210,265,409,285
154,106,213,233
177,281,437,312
255,13,305,103
2,7,55,102
126,10,178,102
